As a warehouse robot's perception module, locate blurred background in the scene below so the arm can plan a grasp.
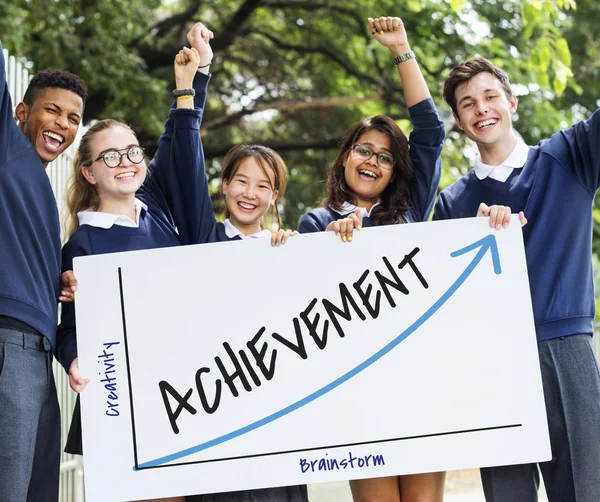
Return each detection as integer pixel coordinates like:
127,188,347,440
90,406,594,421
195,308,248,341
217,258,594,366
2,0,599,231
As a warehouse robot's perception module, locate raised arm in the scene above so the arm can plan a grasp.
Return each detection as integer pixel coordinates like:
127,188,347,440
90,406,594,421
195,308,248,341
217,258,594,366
168,45,216,245
369,17,430,106
370,17,444,221
170,23,218,244
557,108,600,193
141,23,218,244
0,40,24,166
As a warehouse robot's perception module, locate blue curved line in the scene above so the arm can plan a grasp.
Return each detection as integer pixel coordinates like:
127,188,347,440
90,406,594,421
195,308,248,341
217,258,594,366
137,235,500,469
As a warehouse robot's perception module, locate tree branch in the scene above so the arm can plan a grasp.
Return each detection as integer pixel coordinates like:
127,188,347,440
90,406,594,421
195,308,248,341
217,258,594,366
212,0,263,52
204,137,342,159
201,95,382,132
129,0,201,51
262,1,366,34
255,30,381,87
151,0,202,39
133,0,262,71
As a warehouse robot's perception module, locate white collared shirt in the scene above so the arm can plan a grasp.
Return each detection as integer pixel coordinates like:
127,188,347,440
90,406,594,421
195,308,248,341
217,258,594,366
331,201,381,218
223,218,272,240
77,198,148,229
474,138,530,182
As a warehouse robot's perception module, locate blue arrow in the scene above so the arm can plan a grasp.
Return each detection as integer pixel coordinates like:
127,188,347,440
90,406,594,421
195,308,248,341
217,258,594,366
136,233,502,469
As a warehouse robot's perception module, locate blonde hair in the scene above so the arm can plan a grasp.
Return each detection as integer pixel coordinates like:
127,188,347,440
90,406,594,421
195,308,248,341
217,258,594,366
220,144,289,228
64,119,138,238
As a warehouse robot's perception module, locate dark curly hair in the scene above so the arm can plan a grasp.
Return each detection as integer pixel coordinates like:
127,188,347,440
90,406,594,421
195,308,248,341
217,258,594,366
23,69,88,109
322,115,414,226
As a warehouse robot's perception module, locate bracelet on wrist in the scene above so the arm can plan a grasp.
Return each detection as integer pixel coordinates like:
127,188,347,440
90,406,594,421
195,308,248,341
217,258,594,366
393,50,415,65
198,61,212,68
176,95,194,101
172,88,195,98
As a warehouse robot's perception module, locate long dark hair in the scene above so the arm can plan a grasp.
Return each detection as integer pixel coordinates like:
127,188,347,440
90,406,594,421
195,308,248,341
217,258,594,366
323,115,414,226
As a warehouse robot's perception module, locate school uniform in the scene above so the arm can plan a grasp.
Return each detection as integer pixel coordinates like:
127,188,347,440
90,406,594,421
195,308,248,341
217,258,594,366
186,220,308,502
291,97,442,501
0,40,62,502
434,113,600,502
56,73,209,454
298,97,444,232
58,73,306,498
179,150,308,500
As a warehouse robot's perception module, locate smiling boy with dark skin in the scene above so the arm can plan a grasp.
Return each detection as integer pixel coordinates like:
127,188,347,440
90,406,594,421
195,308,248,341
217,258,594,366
16,87,83,165
0,41,87,502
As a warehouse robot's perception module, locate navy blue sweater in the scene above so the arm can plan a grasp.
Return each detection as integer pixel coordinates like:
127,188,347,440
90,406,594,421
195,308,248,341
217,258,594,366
434,109,600,342
0,40,62,344
298,98,444,232
56,74,209,372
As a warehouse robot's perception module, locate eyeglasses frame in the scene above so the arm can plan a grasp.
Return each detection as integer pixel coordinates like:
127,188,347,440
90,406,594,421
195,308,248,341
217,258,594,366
93,146,146,168
350,143,396,169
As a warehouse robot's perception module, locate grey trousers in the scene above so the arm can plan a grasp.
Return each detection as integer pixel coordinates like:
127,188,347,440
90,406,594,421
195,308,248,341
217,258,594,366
481,334,600,502
0,328,60,502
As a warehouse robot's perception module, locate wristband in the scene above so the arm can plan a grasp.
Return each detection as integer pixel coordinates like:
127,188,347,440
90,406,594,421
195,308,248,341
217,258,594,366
172,88,196,98
198,61,212,68
393,51,415,65
176,95,194,100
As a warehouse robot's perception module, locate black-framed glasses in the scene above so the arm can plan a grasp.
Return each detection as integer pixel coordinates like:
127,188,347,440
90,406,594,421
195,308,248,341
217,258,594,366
94,146,145,168
351,144,395,169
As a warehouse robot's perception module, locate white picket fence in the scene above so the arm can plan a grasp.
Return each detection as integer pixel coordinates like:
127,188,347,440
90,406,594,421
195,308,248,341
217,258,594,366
3,46,85,502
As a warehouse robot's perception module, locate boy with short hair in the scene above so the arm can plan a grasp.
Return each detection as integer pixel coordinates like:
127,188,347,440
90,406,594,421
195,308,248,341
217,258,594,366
0,40,87,501
434,55,600,502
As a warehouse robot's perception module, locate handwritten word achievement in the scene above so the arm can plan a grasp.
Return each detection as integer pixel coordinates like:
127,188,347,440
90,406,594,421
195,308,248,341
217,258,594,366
74,217,550,501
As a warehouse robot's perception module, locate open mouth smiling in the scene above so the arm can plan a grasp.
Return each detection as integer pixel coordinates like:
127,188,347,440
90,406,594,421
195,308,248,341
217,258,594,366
43,131,65,149
358,168,379,180
238,201,257,211
475,118,498,129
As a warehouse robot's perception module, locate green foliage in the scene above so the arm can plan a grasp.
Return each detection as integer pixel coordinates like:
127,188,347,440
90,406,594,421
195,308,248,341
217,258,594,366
2,0,165,134
2,0,597,238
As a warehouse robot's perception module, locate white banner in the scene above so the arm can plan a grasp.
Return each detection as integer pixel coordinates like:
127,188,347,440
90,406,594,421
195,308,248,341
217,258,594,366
74,216,550,501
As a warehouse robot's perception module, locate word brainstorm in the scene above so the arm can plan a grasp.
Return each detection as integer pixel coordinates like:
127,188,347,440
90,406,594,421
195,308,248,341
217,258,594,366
299,451,386,473
159,247,428,434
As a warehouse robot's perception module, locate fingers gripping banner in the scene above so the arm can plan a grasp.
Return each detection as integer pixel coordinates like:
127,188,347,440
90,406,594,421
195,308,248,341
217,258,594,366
74,217,550,501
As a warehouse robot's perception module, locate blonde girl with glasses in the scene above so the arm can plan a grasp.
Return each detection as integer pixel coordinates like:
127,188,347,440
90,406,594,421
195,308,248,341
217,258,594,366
298,16,446,502
57,20,302,502
55,23,216,502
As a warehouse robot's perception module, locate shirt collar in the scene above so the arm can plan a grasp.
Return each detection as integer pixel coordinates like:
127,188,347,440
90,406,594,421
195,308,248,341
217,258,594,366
331,201,381,218
474,137,529,180
77,198,148,229
223,219,272,240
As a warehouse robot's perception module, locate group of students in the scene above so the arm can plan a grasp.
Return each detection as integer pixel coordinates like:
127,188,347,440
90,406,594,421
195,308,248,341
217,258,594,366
1,13,599,502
